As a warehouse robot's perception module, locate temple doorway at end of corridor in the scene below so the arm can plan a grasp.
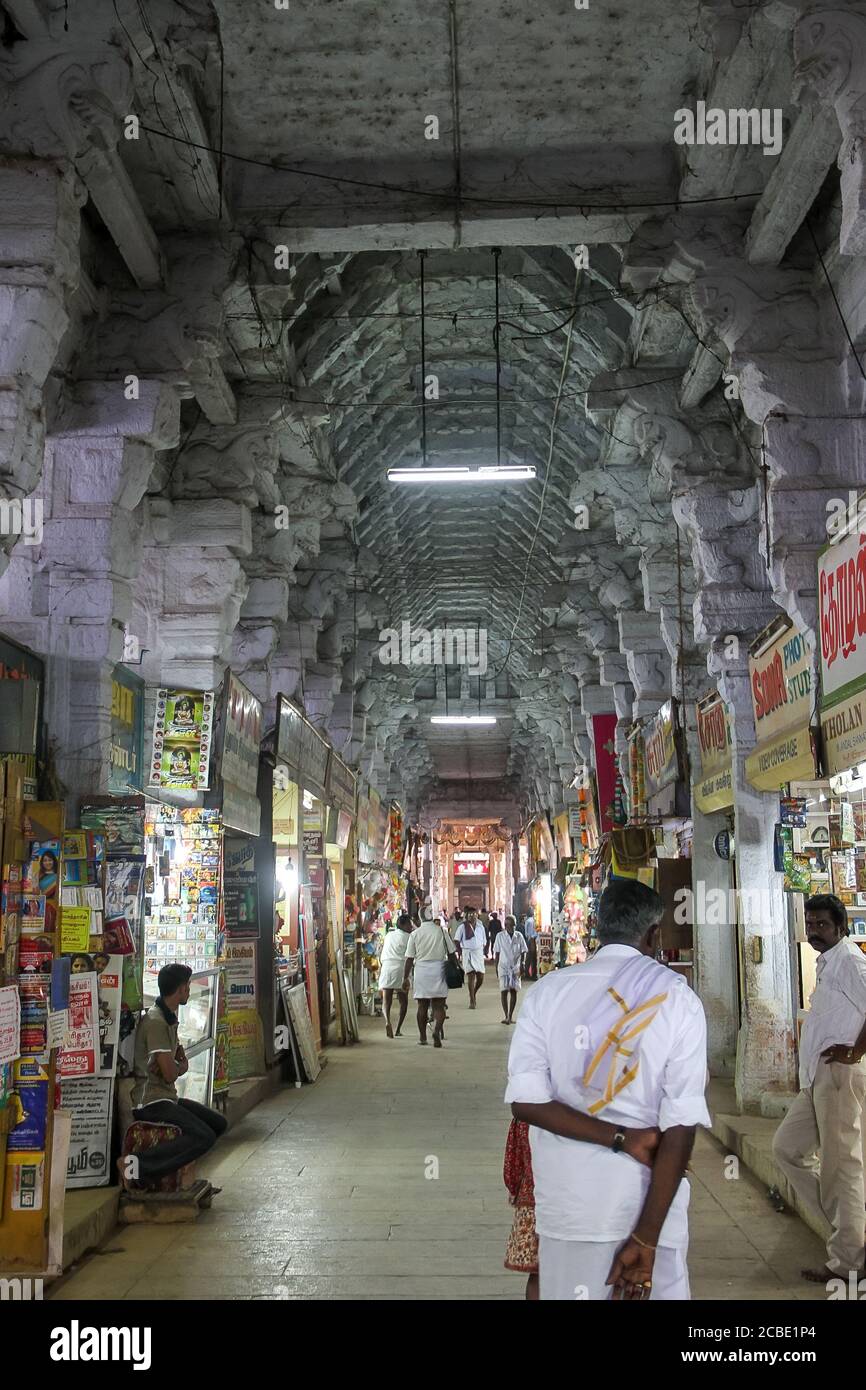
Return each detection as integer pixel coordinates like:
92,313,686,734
458,885,486,912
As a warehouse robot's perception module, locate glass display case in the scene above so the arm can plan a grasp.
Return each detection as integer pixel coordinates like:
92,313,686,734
143,967,219,1106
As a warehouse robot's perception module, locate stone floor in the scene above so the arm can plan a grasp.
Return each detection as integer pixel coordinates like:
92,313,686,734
50,969,830,1301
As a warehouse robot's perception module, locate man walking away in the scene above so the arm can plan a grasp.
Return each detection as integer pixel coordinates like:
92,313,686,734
523,912,538,979
495,916,528,1024
487,911,503,960
455,907,486,1008
379,913,413,1038
506,879,710,1300
130,963,227,1181
773,894,866,1284
403,912,458,1047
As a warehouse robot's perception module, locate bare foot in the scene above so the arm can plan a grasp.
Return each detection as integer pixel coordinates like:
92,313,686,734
394,1029,402,1037
385,1022,394,1038
433,1032,443,1048
501,1019,509,1024
418,1038,428,1046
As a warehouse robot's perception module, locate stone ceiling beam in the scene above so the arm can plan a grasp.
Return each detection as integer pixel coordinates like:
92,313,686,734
745,104,841,267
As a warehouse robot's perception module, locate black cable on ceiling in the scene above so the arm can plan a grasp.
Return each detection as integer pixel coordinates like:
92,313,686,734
136,123,765,213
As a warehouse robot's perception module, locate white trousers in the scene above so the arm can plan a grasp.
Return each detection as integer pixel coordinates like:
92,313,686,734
538,1235,690,1301
772,1058,866,1274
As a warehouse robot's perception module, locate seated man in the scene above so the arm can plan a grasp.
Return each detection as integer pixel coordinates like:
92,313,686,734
129,963,227,1183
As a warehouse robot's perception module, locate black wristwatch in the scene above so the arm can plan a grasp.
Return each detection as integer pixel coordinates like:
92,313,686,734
611,1129,627,1154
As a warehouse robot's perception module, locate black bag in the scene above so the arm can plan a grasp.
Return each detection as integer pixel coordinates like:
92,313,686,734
444,948,465,989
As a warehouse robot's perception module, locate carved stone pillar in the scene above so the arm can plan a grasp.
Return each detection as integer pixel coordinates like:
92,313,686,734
0,161,83,574
714,645,799,1112
0,381,179,801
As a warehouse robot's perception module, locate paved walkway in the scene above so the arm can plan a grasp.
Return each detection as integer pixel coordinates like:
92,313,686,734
51,968,829,1301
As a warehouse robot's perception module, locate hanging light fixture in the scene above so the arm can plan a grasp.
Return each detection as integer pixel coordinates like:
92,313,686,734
431,715,497,725
387,248,535,484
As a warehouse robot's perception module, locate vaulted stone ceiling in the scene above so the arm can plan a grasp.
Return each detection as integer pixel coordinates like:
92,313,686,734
0,0,861,826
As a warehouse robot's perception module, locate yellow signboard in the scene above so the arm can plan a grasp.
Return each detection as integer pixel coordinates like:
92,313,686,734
59,906,91,953
694,693,733,813
821,687,866,776
744,725,815,791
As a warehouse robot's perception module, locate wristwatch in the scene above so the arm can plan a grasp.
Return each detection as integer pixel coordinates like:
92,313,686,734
611,1129,627,1153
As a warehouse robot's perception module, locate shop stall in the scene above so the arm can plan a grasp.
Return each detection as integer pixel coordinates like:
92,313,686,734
745,617,819,1019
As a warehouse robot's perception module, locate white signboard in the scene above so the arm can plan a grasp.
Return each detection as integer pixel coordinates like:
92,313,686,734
0,985,21,1065
819,531,866,706
62,1076,115,1189
225,940,257,1011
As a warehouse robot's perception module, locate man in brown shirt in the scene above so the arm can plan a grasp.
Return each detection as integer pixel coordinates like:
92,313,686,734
130,963,227,1181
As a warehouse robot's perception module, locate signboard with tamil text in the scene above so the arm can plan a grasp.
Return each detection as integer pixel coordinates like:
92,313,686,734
746,621,816,790
694,693,733,813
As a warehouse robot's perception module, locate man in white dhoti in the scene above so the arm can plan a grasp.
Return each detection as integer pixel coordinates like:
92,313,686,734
494,916,528,1024
455,908,487,1009
403,913,458,1047
505,878,710,1300
378,913,413,1038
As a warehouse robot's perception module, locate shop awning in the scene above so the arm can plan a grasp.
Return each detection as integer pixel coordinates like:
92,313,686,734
745,724,816,791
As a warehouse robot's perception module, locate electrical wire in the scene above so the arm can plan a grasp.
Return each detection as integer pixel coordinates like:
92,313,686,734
493,260,582,679
135,122,765,213
806,215,866,382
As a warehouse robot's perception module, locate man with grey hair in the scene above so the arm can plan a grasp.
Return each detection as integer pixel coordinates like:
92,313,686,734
505,878,710,1300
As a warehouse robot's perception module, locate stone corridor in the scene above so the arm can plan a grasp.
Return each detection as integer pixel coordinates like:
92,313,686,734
50,973,828,1303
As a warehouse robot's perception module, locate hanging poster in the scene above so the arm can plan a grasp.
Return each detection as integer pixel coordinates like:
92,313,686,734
149,688,214,790
591,713,618,834
109,665,145,794
227,1008,264,1080
60,905,92,953
224,837,258,938
95,955,123,1077
220,673,262,835
57,972,98,1078
62,1076,114,1188
224,940,257,1010
19,975,49,1053
80,803,146,858
7,1057,50,1152
303,830,324,857
104,859,145,924
213,1014,230,1095
0,985,20,1065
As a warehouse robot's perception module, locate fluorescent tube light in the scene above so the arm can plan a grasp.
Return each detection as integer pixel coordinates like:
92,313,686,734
430,715,497,725
387,466,536,483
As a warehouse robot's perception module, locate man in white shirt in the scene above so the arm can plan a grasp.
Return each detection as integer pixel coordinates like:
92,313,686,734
378,913,413,1039
772,894,866,1282
505,878,710,1300
494,916,528,1024
454,908,487,1009
403,913,458,1047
